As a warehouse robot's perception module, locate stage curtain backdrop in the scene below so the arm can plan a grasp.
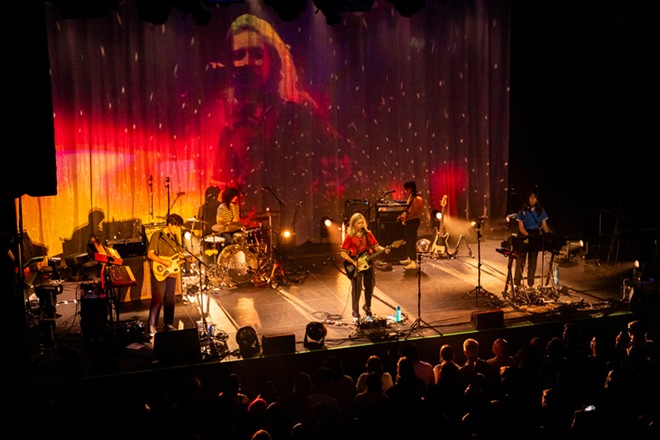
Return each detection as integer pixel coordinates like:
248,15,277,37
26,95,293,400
20,0,510,256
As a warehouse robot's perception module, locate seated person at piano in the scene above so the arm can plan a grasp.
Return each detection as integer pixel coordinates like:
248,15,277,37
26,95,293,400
514,191,549,288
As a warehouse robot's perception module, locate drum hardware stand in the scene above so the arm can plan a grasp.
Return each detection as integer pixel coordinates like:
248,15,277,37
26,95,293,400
405,254,443,339
462,220,493,307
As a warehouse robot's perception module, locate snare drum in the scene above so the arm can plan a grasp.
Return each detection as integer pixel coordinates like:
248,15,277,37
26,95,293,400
203,235,226,245
231,232,246,245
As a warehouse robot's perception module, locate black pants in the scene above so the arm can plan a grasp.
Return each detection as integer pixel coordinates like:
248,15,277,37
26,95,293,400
148,275,177,328
351,268,375,318
402,218,420,261
514,233,542,286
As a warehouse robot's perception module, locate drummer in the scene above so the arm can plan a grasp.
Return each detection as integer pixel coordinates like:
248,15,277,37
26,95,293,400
216,187,244,245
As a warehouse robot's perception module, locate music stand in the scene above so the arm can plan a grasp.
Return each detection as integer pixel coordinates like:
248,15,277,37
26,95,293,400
462,220,493,307
405,254,443,339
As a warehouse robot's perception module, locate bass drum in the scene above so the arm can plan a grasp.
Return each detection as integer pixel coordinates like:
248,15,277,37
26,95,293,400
217,245,259,284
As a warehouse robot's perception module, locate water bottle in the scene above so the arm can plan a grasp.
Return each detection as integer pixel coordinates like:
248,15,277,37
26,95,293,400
395,305,402,323
553,266,559,286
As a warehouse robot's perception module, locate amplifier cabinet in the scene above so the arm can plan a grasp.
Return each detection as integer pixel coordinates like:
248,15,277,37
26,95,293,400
343,199,370,224
375,202,407,223
375,221,406,261
107,238,147,257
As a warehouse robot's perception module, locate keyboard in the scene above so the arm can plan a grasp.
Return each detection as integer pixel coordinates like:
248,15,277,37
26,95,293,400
107,265,137,287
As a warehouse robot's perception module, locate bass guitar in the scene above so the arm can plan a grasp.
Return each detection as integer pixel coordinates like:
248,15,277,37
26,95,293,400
430,195,450,255
344,240,406,278
152,255,181,282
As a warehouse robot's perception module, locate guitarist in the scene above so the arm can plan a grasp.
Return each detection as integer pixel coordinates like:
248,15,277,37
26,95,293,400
147,213,185,336
396,180,425,270
340,213,390,324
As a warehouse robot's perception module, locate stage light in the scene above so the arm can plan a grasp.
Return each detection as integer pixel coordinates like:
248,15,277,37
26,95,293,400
137,0,172,25
281,229,293,240
264,0,307,22
320,216,333,240
566,240,584,254
313,0,375,25
388,0,426,17
236,326,261,358
303,321,327,350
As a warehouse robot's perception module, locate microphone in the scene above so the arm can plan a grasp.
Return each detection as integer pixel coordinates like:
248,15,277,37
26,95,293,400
177,192,185,196
384,189,396,195
298,201,303,206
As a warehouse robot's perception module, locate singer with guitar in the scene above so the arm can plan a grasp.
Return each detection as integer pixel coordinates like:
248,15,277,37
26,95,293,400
397,180,425,270
340,213,392,324
514,191,549,288
147,213,185,336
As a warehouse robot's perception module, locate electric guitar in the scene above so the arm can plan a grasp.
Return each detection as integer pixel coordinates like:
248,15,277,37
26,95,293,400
344,240,405,278
152,255,181,281
430,195,450,255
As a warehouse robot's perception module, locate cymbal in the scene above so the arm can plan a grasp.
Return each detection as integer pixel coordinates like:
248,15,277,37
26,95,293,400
253,210,280,221
184,219,208,229
212,221,244,233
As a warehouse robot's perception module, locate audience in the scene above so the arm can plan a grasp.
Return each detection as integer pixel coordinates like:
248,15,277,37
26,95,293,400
355,354,393,394
12,317,659,440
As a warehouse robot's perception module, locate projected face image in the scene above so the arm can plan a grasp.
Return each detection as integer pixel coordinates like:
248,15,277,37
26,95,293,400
231,30,274,90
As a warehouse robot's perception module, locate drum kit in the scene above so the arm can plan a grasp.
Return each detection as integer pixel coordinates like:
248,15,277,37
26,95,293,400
189,210,287,289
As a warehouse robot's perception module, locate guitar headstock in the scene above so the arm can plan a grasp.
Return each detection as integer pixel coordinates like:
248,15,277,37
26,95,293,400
391,240,406,248
440,194,447,207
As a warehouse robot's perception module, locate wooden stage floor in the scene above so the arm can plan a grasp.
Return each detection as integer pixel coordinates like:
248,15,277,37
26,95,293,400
24,233,638,386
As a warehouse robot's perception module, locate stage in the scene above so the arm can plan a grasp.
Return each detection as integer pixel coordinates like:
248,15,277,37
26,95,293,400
23,232,638,387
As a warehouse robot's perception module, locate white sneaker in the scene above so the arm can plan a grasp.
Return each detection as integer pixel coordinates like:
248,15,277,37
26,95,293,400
365,315,373,323
399,258,411,265
352,316,360,324
404,261,417,270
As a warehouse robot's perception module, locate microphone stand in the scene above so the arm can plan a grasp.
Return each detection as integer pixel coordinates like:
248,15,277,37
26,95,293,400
405,254,443,339
260,186,289,287
462,222,493,307
264,186,286,232
165,177,171,217
148,175,154,222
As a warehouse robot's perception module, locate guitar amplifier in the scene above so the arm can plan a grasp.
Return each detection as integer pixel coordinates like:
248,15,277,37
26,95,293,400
343,199,370,224
142,222,166,243
106,238,147,257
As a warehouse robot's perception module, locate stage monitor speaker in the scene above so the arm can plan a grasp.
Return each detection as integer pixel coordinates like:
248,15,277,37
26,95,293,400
471,309,504,330
80,297,108,342
261,333,296,356
154,328,201,363
375,221,406,261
